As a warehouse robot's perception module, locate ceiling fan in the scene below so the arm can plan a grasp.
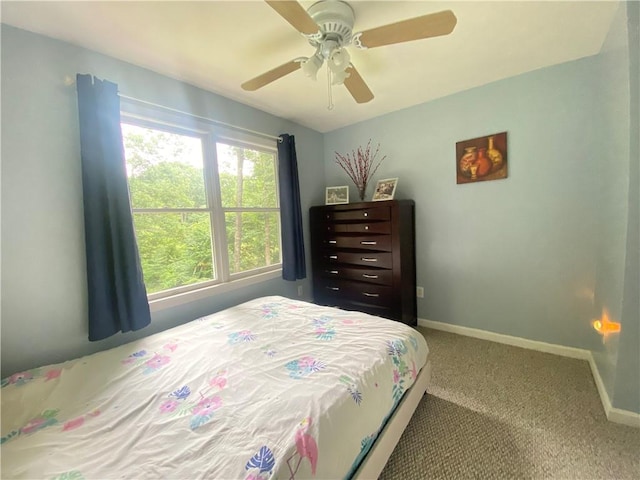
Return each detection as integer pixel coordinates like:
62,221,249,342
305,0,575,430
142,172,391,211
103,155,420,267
241,0,457,108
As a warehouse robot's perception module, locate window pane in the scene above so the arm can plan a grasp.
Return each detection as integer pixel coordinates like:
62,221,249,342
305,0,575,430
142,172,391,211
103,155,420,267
217,143,278,208
133,212,214,293
225,212,281,274
122,124,207,209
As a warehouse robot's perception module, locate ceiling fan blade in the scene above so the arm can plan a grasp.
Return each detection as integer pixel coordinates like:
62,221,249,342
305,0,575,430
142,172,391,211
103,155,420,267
265,1,320,35
241,60,302,91
344,65,374,104
356,10,457,49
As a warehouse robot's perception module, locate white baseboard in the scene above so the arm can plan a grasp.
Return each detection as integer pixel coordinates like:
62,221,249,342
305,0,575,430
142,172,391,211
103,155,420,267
587,354,640,428
418,318,640,428
418,318,591,359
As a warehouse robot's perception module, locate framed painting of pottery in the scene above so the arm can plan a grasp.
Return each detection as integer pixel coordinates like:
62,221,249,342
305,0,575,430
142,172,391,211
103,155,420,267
456,132,507,184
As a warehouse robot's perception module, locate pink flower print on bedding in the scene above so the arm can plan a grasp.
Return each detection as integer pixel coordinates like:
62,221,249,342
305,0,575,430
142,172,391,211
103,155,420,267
297,356,315,369
44,368,62,381
159,400,179,413
261,306,278,320
3,409,100,444
62,409,101,432
209,371,228,389
190,395,223,430
163,342,178,352
2,367,64,388
285,356,327,379
193,395,222,417
159,386,191,414
122,343,177,373
159,382,226,430
20,410,59,436
6,370,34,386
143,354,171,374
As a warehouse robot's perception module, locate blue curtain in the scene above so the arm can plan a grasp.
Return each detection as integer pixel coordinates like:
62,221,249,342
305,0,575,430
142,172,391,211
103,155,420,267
277,134,306,281
76,74,151,341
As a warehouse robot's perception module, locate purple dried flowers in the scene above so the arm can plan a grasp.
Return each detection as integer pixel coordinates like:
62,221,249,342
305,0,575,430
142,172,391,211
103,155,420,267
335,140,386,201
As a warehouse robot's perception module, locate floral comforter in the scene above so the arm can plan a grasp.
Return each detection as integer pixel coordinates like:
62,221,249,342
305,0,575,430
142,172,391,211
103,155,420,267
1,296,428,479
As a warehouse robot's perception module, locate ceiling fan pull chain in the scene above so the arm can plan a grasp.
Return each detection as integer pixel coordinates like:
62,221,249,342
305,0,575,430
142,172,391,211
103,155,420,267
327,64,334,110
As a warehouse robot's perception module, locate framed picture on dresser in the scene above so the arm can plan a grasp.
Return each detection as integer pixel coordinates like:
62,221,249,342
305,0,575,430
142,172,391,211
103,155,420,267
326,186,349,205
372,178,398,201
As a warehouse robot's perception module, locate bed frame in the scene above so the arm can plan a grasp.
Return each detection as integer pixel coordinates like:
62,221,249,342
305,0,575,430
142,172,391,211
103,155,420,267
353,359,432,479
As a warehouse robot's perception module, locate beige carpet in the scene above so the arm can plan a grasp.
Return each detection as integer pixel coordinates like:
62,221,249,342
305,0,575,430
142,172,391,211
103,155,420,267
379,328,640,479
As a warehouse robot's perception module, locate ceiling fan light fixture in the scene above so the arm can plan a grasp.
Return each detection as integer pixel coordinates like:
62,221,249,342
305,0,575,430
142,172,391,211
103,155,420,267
331,68,350,86
328,47,351,73
302,54,323,80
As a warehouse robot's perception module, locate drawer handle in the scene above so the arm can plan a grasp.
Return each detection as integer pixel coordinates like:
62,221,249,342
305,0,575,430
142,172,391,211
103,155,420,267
326,286,340,291
363,212,369,217
326,214,331,219
327,270,339,275
364,225,369,230
329,255,338,260
328,240,337,244
362,274,379,279
363,292,380,297
360,241,377,245
361,257,377,262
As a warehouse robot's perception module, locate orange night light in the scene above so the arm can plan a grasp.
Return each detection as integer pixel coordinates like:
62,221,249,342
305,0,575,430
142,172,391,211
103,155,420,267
592,311,621,337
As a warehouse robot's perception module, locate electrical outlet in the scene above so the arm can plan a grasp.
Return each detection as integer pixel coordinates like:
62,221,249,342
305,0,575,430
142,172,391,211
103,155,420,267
297,285,304,297
416,286,424,298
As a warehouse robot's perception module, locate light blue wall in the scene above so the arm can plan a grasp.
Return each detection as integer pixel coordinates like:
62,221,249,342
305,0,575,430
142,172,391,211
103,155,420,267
588,0,640,414
325,55,604,350
590,0,631,400
611,0,639,414
0,25,325,377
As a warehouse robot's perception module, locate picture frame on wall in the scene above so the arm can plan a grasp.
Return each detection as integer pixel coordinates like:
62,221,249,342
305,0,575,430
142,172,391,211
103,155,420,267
456,131,508,184
372,178,398,201
325,186,349,205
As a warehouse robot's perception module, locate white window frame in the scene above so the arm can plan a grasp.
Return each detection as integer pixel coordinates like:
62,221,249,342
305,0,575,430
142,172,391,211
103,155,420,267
121,103,282,312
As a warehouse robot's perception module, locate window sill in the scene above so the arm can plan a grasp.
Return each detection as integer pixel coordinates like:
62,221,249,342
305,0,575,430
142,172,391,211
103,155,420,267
148,269,282,313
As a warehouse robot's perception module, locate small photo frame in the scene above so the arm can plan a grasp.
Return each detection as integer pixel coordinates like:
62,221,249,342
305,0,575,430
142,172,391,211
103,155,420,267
326,186,349,205
372,178,398,201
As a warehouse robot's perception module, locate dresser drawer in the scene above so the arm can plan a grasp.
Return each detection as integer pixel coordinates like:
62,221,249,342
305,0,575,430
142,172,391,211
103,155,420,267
318,266,392,285
347,222,391,234
320,222,391,234
321,235,392,252
318,279,393,307
322,206,390,222
320,251,393,269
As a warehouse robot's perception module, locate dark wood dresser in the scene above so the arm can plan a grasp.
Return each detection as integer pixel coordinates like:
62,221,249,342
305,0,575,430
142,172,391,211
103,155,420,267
309,199,416,326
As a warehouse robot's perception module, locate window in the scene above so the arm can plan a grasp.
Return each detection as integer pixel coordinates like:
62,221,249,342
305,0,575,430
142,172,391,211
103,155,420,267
121,114,281,302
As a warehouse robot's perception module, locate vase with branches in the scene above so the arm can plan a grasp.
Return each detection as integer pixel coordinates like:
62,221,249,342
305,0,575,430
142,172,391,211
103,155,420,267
335,140,386,201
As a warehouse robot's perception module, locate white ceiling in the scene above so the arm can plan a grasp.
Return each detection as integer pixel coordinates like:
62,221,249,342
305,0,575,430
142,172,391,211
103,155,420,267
1,1,619,133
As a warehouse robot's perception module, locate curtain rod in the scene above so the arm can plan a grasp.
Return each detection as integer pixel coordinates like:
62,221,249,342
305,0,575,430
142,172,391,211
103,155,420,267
118,94,283,143
65,75,282,143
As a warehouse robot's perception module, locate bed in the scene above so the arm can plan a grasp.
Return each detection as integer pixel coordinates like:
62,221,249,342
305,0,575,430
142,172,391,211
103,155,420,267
1,296,430,479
